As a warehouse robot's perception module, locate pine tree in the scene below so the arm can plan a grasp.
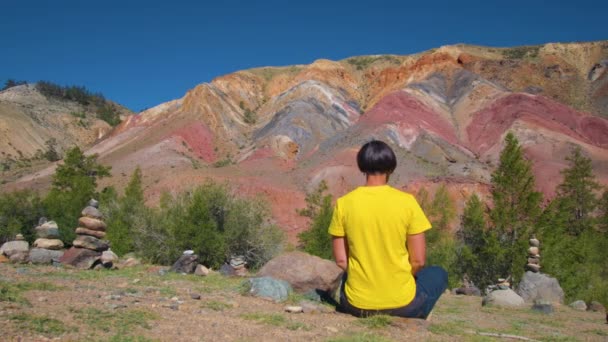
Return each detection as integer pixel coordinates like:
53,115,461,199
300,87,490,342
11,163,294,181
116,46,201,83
44,147,111,242
556,146,600,236
489,132,542,283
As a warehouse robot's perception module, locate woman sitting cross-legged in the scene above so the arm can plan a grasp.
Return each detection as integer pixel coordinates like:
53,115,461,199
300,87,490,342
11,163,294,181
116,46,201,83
328,140,448,319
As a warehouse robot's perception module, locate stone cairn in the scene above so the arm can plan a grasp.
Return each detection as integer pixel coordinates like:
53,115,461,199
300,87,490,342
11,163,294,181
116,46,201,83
60,199,112,269
30,218,65,264
219,256,248,276
526,236,541,273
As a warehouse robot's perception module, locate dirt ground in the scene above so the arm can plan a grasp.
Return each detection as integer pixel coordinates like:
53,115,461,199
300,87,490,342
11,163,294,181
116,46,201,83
1,263,607,342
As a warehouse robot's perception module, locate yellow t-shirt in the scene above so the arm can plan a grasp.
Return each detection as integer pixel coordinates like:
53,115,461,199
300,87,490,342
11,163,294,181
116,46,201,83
328,185,431,310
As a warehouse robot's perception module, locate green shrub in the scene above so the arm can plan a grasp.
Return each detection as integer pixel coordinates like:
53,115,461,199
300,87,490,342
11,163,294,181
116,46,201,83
0,190,45,244
297,180,333,259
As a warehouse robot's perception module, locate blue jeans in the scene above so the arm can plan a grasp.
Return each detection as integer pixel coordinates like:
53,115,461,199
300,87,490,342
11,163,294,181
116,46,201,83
339,266,448,319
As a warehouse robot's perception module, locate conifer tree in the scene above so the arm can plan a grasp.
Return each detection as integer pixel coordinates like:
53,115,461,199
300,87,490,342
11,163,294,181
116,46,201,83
44,147,111,242
489,132,542,283
556,146,600,236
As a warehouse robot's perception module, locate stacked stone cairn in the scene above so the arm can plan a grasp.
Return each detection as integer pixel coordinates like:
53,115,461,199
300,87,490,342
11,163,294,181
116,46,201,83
59,199,112,269
0,234,29,263
526,236,541,273
30,218,65,264
219,256,248,276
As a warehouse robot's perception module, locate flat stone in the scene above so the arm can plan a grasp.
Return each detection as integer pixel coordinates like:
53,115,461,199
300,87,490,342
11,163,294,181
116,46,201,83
526,263,541,272
75,227,106,239
482,289,525,307
73,235,110,251
101,250,118,266
33,238,64,250
35,221,60,239
38,220,58,230
285,305,303,313
78,217,107,231
528,246,539,256
527,257,540,265
29,248,64,264
529,238,540,247
15,234,25,241
0,240,29,257
569,300,587,311
81,206,103,219
59,247,102,269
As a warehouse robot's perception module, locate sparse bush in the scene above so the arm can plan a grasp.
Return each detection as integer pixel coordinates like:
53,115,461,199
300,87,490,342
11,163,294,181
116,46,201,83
2,79,27,91
0,190,45,244
297,180,333,259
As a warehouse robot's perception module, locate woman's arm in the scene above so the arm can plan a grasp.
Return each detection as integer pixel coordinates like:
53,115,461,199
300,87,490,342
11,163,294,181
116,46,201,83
407,232,426,276
332,236,348,271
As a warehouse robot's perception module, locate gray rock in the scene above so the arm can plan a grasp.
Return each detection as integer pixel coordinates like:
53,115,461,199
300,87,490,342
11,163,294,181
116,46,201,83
81,206,103,219
33,238,64,250
516,271,564,304
29,248,64,264
526,263,541,272
9,251,29,264
88,199,99,208
73,235,110,251
588,301,606,313
35,224,60,239
529,238,540,247
569,300,587,311
190,293,201,300
246,276,292,302
455,286,482,296
482,289,525,307
219,263,236,276
258,251,343,293
0,240,29,257
170,254,199,274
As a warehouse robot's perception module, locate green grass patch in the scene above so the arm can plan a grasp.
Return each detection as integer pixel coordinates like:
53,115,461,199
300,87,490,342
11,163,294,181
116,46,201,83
240,313,286,326
9,313,72,337
357,315,393,329
327,332,393,342
286,321,310,331
202,300,231,311
107,334,157,342
0,280,63,305
428,321,467,335
585,328,608,337
71,307,159,333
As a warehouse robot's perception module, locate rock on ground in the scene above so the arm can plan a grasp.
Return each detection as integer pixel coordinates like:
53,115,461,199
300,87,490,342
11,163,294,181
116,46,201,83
59,247,101,269
258,251,342,293
170,254,199,274
195,264,210,276
101,250,118,266
29,248,64,264
516,271,564,304
0,240,29,257
482,289,525,307
246,276,292,302
73,235,110,251
588,301,606,312
569,300,587,311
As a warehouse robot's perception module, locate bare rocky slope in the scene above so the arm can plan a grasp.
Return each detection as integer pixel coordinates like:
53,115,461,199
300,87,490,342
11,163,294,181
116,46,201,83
3,41,608,240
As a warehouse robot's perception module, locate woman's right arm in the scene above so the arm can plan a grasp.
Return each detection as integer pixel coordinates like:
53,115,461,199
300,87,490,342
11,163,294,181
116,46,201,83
332,236,348,271
407,232,426,276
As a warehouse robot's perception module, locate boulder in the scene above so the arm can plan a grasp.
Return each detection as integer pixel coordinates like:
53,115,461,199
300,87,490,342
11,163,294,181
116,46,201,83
482,289,525,307
0,240,29,257
29,248,64,264
194,264,210,276
35,221,60,239
569,300,587,311
170,254,199,274
81,206,103,219
101,249,118,266
73,235,110,251
258,251,343,293
588,301,606,312
75,227,106,239
246,276,292,302
516,271,564,304
454,286,482,296
9,251,29,264
78,217,107,231
59,247,101,269
33,238,64,250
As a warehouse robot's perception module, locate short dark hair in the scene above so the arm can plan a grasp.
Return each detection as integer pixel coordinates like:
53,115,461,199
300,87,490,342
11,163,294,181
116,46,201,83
357,140,397,174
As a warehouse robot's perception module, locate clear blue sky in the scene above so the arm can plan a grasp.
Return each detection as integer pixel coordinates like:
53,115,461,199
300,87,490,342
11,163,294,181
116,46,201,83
1,0,607,112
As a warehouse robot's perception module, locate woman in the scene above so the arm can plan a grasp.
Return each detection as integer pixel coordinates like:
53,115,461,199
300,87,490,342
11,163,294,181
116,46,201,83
328,140,447,319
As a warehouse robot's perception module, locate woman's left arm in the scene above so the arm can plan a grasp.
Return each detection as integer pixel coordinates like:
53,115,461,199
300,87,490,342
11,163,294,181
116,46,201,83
332,236,348,271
